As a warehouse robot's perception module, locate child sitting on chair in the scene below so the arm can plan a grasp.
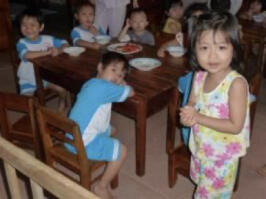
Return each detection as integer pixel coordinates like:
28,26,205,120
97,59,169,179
71,1,106,50
162,0,184,34
118,8,155,46
67,52,134,199
16,8,70,114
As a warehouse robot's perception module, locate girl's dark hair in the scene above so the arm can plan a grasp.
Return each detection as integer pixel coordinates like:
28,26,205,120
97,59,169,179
129,8,147,18
189,11,242,71
167,0,183,12
75,1,94,14
18,8,44,26
101,52,129,72
184,3,209,20
210,0,231,12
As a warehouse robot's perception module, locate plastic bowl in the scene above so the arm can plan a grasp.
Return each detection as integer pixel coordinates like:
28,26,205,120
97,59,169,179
63,47,85,57
253,14,264,23
166,46,185,57
94,35,111,45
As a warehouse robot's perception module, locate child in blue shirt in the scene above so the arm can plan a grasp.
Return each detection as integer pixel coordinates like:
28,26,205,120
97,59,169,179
16,8,70,114
71,1,106,50
68,52,134,199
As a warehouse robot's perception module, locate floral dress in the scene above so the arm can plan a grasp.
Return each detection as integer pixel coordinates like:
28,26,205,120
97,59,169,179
189,71,250,199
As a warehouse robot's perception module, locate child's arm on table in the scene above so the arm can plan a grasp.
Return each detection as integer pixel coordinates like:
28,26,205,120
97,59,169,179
118,19,131,41
76,40,101,50
184,78,248,134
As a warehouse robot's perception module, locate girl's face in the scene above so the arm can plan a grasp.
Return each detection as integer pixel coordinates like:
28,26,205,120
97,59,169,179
250,1,263,14
97,61,126,84
20,16,44,40
168,4,184,20
196,30,233,75
75,6,94,29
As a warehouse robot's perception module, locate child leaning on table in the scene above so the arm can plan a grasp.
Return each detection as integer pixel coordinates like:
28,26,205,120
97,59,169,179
162,0,184,34
16,8,70,114
180,11,250,199
67,52,134,199
71,1,106,50
118,8,155,46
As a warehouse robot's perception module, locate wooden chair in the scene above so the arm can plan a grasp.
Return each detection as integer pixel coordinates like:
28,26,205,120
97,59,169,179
0,92,43,159
167,36,264,190
36,105,118,190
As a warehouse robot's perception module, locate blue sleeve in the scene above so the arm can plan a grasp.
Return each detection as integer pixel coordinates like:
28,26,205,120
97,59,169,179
98,26,106,35
147,32,155,46
71,29,81,45
97,81,131,103
16,41,27,60
52,36,68,48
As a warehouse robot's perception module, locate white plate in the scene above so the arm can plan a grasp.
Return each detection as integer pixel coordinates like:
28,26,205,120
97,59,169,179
129,58,161,71
107,43,142,55
63,47,85,57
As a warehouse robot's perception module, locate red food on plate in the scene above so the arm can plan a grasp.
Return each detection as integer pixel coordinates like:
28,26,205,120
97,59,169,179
115,43,142,53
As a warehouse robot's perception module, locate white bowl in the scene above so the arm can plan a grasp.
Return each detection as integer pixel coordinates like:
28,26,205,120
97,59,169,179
94,35,111,45
166,46,186,57
63,47,85,57
253,14,264,23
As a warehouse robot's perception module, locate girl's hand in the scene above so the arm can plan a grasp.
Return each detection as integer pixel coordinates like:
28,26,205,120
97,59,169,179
180,114,196,127
180,105,197,125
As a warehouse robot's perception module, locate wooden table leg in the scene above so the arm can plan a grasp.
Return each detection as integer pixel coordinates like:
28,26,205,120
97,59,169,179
135,99,147,176
33,65,45,105
166,88,179,154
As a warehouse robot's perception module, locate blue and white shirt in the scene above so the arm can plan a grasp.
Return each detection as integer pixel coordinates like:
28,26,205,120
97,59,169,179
69,78,131,146
16,35,68,94
71,25,106,45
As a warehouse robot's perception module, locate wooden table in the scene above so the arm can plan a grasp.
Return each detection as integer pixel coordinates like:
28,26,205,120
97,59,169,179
32,45,187,176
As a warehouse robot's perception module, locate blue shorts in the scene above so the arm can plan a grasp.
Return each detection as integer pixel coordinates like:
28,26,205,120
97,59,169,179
65,128,121,162
19,80,48,95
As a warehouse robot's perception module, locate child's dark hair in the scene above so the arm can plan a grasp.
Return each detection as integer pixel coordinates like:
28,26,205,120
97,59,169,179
129,8,147,18
189,11,242,71
101,52,129,72
184,3,209,20
167,0,183,12
209,0,231,12
18,8,44,26
74,1,94,14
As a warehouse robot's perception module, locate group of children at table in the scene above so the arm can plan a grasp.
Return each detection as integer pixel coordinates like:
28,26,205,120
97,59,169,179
16,0,266,198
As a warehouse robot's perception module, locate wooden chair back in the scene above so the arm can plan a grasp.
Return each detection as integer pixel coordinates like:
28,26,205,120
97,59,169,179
36,105,118,190
0,92,43,159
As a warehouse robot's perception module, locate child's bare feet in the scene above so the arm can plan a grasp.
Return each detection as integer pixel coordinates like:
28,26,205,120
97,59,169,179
93,182,113,199
257,164,266,177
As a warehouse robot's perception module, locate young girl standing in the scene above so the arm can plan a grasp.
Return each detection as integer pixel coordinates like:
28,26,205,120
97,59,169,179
180,12,250,198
